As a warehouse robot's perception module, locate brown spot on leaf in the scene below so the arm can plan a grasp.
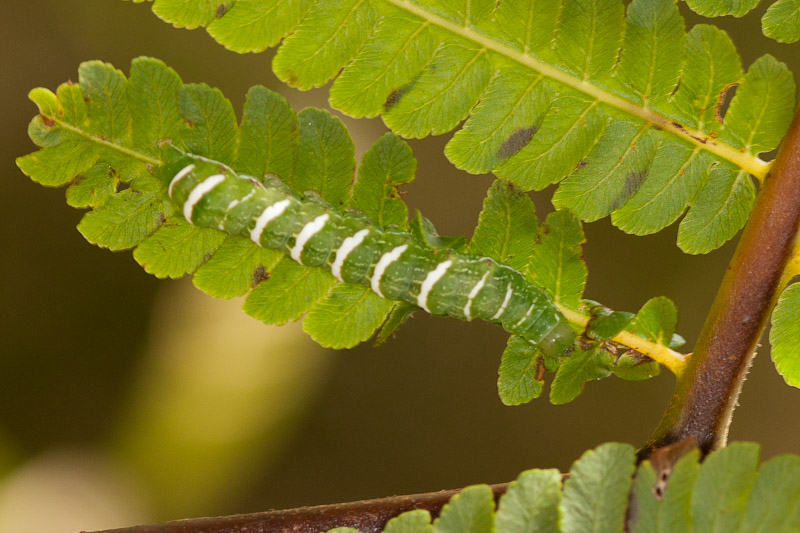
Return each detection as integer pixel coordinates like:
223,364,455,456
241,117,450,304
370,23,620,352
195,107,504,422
41,114,55,127
536,358,546,381
670,77,682,97
497,126,537,161
183,118,195,128
384,75,420,111
216,3,228,17
716,82,738,123
252,266,269,286
384,87,406,110
612,169,649,211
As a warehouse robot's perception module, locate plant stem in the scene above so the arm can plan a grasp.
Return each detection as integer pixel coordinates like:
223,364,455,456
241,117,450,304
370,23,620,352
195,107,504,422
642,103,800,457
556,305,688,375
86,484,510,533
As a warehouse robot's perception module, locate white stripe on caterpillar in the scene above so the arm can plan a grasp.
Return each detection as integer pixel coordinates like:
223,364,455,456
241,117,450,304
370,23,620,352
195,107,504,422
218,199,242,230
492,284,514,320
168,164,196,196
290,214,330,264
463,270,491,321
183,174,226,224
250,199,291,244
418,260,454,313
515,304,536,328
371,244,408,298
331,229,370,282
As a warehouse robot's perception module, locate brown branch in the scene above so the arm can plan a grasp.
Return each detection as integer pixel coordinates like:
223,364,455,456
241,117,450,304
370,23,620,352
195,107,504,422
84,484,510,533
642,103,800,457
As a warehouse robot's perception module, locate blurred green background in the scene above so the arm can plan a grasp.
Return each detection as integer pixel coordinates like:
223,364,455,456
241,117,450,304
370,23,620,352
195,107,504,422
2,1,800,531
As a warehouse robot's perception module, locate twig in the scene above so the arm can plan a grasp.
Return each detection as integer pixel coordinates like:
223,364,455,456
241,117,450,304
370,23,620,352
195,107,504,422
84,484,510,533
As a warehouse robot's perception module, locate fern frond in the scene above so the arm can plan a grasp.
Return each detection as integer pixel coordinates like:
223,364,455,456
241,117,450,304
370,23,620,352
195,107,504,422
128,0,797,253
324,442,800,533
18,58,686,406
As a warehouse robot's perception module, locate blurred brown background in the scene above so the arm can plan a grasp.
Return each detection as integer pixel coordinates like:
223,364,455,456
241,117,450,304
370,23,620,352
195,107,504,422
1,1,799,531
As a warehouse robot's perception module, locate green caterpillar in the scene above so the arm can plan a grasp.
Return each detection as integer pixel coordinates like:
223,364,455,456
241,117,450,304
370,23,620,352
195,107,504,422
164,151,574,356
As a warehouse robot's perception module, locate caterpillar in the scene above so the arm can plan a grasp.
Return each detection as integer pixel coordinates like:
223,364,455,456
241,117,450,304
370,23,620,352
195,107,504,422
163,150,575,356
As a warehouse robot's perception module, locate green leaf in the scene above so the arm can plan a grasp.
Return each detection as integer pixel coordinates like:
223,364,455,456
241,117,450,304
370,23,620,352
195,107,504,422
550,346,614,405
741,455,800,532
272,0,378,90
770,282,800,388
612,351,661,382
237,85,298,181
610,140,712,237
383,41,493,138
467,179,538,273
552,118,654,223
66,164,119,208
495,92,607,192
149,0,224,29
192,236,283,299
630,449,700,533
616,0,685,109
691,442,759,532
18,140,101,188
670,25,743,135
762,0,800,43
384,510,433,533
720,55,796,157
586,307,634,341
495,469,561,533
133,222,227,279
685,0,761,17
630,297,679,347
373,302,417,346
432,485,495,533
77,177,174,251
528,210,586,309
207,0,316,53
494,0,560,60
290,108,354,206
179,83,238,165
352,132,416,228
561,442,636,533
328,9,439,118
79,61,132,147
243,258,337,326
445,65,554,174
126,57,184,157
553,0,625,83
677,165,756,255
303,284,396,349
497,336,544,406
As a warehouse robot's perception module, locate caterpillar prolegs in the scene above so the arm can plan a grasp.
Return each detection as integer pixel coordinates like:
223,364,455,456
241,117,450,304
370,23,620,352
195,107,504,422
164,151,575,356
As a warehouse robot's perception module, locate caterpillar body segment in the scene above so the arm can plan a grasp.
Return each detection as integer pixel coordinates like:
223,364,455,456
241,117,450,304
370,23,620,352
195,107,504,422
164,153,574,354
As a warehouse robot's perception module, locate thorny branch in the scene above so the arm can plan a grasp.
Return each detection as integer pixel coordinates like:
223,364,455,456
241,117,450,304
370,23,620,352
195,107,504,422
87,484,511,533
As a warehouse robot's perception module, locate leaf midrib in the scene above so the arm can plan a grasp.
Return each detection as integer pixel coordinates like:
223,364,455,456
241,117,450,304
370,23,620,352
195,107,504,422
384,0,771,180
50,113,161,167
